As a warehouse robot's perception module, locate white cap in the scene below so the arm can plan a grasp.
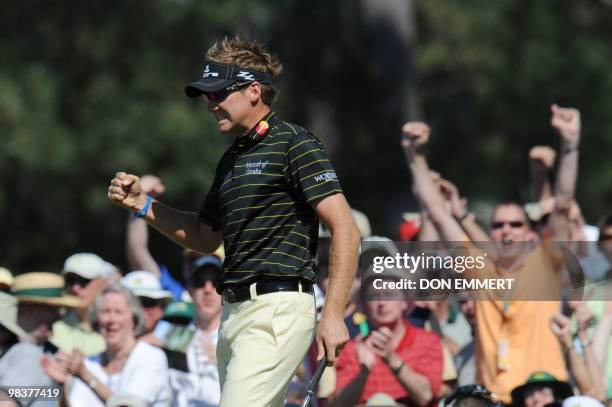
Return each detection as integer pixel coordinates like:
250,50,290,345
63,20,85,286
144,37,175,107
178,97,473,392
106,394,147,407
62,253,114,280
121,271,173,300
562,396,604,407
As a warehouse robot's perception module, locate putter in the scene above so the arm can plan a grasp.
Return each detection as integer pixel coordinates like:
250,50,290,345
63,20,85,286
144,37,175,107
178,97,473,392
300,357,327,407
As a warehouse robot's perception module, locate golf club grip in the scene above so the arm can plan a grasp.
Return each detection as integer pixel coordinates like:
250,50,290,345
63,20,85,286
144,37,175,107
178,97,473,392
301,358,327,407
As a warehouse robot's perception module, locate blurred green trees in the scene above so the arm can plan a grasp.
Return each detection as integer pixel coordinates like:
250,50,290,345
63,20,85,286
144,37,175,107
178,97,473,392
1,0,610,276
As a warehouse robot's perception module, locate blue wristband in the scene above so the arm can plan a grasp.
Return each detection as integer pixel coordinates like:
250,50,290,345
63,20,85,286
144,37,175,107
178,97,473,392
134,195,152,218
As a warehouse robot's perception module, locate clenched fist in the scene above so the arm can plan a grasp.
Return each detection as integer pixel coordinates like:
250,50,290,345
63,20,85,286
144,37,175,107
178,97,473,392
529,146,556,169
401,121,430,150
551,104,581,147
107,172,148,213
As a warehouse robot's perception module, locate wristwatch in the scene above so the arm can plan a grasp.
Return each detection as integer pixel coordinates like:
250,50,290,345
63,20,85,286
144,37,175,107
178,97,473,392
390,358,404,375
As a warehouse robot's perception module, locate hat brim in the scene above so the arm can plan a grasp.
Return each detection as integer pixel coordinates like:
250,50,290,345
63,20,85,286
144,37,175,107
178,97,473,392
17,295,81,308
61,270,97,280
511,380,573,406
185,78,236,98
0,317,29,339
163,302,195,321
133,290,173,301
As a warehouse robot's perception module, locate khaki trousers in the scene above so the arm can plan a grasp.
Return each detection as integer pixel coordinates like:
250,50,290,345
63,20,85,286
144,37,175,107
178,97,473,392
217,285,316,407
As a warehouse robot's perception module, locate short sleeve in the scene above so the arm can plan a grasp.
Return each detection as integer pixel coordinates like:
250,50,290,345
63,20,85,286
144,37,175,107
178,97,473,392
286,132,343,203
199,176,222,232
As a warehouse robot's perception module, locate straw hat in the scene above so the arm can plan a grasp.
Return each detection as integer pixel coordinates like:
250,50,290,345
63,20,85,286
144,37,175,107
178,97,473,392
0,267,13,288
11,272,81,308
0,292,29,339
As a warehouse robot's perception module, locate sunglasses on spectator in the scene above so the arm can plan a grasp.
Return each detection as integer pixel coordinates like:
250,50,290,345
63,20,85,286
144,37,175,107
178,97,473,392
204,81,252,103
491,221,525,229
189,270,220,288
64,273,92,287
138,297,165,309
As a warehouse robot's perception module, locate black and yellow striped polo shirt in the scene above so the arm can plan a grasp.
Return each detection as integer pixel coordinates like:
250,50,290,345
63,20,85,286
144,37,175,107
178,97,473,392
199,111,343,292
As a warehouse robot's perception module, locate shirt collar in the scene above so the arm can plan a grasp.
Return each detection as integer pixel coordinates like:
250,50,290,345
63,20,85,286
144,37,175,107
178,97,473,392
236,111,277,148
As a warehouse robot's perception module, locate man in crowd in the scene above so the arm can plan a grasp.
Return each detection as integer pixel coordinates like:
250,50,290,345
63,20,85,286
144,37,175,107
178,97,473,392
0,290,28,357
107,36,361,406
121,270,173,345
162,251,224,407
0,272,79,406
333,270,443,406
400,104,581,402
51,252,114,355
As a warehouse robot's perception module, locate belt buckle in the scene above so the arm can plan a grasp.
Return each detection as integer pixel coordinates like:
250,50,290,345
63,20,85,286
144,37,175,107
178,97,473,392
224,288,237,303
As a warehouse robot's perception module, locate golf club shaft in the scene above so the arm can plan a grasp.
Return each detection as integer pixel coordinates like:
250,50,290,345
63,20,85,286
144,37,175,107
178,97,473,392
300,357,327,407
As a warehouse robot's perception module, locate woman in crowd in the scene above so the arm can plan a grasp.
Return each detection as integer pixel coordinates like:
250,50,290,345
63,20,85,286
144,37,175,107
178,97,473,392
42,283,171,406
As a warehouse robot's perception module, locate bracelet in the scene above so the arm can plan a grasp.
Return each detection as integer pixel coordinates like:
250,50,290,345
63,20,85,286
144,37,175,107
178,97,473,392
561,145,579,155
88,376,99,390
457,212,470,223
133,195,152,218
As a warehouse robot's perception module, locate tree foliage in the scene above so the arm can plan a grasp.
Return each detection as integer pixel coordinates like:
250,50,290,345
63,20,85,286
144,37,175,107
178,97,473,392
1,0,610,275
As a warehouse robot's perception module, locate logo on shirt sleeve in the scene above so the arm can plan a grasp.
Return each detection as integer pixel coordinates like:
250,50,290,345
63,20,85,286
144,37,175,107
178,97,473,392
313,172,338,183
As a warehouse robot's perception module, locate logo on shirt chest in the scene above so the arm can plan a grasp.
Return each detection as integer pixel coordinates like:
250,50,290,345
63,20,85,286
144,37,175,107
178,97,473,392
244,160,269,175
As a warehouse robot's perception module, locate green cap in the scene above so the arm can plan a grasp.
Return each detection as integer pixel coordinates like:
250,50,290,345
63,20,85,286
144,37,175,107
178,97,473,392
511,372,573,407
163,301,195,322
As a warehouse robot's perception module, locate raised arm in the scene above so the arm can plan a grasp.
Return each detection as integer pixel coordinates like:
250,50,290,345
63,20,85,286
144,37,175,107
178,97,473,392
418,211,440,241
438,178,491,245
108,172,222,254
126,175,166,276
529,146,556,202
401,122,465,243
592,302,611,393
548,104,581,240
574,304,607,401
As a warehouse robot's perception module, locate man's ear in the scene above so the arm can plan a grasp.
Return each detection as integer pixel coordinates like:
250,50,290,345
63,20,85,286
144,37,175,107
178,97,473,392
248,82,262,104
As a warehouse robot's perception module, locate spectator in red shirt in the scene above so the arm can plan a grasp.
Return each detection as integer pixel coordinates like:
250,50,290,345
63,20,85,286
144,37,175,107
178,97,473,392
332,271,443,406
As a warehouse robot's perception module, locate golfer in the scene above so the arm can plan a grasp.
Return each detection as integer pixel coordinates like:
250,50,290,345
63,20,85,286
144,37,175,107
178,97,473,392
108,36,360,406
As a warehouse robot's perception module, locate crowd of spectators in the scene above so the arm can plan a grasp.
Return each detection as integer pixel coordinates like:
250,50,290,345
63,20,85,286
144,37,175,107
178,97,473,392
0,104,610,406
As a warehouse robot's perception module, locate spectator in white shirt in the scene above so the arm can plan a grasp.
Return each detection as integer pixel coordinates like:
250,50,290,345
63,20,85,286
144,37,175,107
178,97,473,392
42,283,171,407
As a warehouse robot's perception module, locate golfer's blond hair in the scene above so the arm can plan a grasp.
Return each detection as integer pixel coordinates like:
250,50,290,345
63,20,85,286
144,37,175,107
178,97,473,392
206,36,283,106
